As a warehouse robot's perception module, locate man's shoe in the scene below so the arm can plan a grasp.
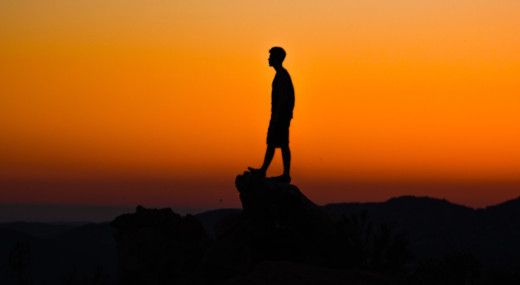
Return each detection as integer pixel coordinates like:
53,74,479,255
248,167,266,178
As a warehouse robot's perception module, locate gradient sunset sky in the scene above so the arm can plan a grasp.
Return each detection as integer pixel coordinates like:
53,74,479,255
1,0,519,211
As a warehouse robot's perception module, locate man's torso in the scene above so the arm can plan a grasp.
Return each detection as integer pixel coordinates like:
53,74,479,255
271,68,295,120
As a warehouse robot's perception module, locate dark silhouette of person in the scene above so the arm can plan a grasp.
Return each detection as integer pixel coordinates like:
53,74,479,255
249,47,295,183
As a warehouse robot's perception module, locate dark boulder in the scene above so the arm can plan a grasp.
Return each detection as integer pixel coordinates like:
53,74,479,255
111,206,211,285
229,171,347,267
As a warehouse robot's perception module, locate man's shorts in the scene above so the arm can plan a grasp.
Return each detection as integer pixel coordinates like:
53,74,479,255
266,118,291,147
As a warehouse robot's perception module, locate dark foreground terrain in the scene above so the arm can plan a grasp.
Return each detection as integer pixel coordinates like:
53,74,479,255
2,173,520,284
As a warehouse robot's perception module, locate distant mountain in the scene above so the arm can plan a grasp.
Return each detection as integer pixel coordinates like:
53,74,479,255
484,196,520,220
322,195,520,268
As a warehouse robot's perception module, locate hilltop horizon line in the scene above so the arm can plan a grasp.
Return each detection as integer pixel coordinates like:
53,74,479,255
2,194,520,224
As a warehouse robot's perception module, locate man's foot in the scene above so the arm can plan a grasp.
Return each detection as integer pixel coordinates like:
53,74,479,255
248,167,266,177
269,175,291,183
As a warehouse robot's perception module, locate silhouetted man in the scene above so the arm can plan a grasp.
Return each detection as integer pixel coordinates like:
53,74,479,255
249,47,295,183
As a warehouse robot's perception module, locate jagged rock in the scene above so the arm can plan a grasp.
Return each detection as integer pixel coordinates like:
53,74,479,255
111,206,211,285
230,171,347,267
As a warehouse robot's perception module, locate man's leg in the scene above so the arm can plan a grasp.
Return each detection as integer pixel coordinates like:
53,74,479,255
249,144,275,176
281,144,291,177
268,144,291,183
261,145,276,173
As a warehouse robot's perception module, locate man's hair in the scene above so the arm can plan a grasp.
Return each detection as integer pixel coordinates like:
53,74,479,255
269,47,286,63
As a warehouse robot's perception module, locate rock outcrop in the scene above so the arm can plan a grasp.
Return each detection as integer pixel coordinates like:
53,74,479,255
111,206,211,285
110,172,401,284
231,171,346,266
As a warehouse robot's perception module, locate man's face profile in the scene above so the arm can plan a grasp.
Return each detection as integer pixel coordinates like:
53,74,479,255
268,54,281,67
268,54,275,67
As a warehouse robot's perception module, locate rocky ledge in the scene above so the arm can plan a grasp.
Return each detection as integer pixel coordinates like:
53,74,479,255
111,172,407,284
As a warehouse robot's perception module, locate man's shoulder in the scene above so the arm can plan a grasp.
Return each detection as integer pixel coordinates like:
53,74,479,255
277,68,292,81
281,68,291,76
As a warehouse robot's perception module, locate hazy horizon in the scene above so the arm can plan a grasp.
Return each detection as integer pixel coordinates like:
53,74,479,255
2,187,519,223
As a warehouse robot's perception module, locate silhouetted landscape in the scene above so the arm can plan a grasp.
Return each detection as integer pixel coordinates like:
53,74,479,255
2,173,520,284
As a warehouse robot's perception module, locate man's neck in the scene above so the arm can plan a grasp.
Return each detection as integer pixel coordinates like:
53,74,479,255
273,65,284,72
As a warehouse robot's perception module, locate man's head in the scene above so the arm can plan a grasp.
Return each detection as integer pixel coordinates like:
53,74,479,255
269,47,286,67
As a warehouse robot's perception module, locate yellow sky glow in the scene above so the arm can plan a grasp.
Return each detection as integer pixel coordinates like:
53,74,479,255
1,0,519,208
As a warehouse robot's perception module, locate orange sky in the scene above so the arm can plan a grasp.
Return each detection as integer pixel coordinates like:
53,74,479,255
1,0,519,209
